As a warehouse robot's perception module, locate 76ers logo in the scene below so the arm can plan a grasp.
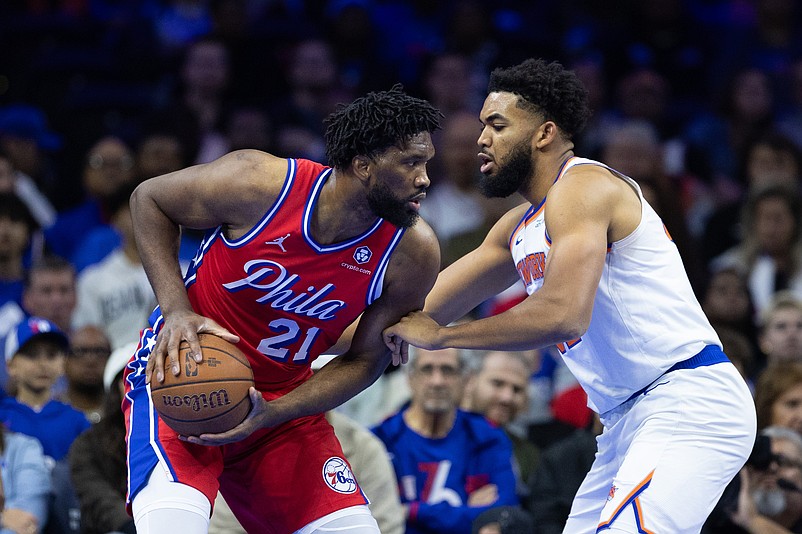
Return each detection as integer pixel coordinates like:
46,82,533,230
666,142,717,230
322,457,357,494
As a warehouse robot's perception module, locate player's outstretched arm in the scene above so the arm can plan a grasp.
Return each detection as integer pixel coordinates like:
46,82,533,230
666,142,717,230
384,168,618,354
132,150,288,384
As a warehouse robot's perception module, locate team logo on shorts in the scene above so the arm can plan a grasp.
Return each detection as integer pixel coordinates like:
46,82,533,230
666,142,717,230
322,457,357,494
353,246,372,264
607,484,618,501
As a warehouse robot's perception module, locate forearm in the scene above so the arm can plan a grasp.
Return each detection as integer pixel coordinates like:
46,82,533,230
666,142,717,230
268,351,391,425
130,186,191,315
435,300,582,351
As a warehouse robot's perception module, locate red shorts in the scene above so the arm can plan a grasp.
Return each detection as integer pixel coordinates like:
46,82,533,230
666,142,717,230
124,337,369,533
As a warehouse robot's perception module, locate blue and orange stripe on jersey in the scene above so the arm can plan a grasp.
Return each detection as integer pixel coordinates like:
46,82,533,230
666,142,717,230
508,201,545,250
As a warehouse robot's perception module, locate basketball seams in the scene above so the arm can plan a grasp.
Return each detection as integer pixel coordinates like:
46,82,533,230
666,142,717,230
155,378,254,389
158,397,251,425
198,344,252,370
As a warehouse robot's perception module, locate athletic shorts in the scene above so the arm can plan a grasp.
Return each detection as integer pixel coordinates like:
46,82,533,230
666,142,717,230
564,353,755,533
123,329,370,534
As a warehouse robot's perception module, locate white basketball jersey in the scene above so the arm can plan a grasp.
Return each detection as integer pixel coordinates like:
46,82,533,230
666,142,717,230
510,157,720,413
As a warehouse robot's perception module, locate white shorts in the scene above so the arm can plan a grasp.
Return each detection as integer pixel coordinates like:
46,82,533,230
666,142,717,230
564,362,755,533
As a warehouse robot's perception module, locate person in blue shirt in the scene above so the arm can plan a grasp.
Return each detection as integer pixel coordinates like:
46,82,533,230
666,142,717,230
0,316,90,465
372,346,518,534
0,424,51,534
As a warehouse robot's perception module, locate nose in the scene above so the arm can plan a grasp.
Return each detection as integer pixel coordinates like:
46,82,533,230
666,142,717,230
498,386,515,404
416,169,430,189
478,126,490,148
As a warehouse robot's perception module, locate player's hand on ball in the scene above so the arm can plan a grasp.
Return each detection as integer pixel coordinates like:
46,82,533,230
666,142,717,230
183,388,269,446
146,310,239,385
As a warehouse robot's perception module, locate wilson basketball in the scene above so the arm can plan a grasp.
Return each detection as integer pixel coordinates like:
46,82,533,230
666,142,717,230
150,334,254,436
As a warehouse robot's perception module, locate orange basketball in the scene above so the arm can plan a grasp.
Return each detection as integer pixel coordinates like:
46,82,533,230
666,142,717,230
150,334,254,436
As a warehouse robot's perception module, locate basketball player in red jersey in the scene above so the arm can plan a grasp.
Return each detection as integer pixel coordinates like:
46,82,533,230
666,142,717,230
122,87,442,534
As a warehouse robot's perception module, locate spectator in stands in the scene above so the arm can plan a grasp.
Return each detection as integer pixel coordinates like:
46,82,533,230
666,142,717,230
71,183,155,350
462,350,539,497
134,129,187,181
758,291,802,367
683,67,776,191
0,317,89,464
60,326,111,424
703,267,758,345
0,193,38,325
0,424,51,534
710,426,802,533
372,346,519,534
272,38,351,162
21,255,77,333
0,145,54,230
702,131,802,265
755,361,802,434
152,37,233,165
0,104,62,207
44,135,136,269
711,186,802,316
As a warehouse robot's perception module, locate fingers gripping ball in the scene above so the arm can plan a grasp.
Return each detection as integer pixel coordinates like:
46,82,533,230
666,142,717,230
150,334,254,435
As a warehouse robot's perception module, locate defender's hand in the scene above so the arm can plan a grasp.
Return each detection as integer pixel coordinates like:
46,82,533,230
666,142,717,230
383,311,444,364
146,311,239,385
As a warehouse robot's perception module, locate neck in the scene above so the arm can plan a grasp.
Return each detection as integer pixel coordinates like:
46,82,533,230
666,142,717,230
64,384,104,412
311,169,377,244
524,147,574,205
404,405,457,439
16,387,51,410
0,256,23,280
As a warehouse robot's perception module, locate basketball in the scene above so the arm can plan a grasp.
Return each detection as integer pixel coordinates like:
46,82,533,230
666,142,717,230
150,334,254,436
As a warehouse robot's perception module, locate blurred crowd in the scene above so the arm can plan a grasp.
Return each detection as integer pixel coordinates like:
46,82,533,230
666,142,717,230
1,0,802,533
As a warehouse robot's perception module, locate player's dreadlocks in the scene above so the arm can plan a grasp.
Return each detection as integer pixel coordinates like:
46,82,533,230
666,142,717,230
488,58,590,140
324,84,442,169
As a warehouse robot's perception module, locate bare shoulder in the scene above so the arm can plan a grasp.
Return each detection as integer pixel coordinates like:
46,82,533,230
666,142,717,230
546,162,641,240
133,149,292,231
214,150,289,195
392,218,440,273
548,163,633,208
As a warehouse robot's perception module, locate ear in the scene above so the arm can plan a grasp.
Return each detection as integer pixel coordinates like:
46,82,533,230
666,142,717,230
352,155,371,184
534,121,559,149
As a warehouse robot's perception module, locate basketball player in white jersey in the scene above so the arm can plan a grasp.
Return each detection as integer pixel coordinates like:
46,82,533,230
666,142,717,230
383,59,756,533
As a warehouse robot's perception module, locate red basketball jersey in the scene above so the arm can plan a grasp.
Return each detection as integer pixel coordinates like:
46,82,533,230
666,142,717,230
184,158,405,396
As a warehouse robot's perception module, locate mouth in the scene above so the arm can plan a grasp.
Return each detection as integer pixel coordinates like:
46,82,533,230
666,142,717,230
478,152,494,174
408,192,426,212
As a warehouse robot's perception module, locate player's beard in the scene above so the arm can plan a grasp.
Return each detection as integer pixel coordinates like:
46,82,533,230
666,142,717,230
479,140,533,198
368,181,420,228
753,486,787,517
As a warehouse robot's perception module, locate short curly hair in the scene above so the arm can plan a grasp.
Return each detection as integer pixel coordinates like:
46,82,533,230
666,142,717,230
488,58,590,139
324,85,442,169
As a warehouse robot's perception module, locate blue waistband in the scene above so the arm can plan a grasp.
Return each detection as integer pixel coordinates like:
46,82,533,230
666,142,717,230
627,345,729,403
666,344,730,372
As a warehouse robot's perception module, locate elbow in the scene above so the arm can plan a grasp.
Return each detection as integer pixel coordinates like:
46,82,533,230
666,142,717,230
551,308,590,342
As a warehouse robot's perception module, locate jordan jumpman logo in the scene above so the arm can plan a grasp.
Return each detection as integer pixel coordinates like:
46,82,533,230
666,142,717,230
266,233,291,252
